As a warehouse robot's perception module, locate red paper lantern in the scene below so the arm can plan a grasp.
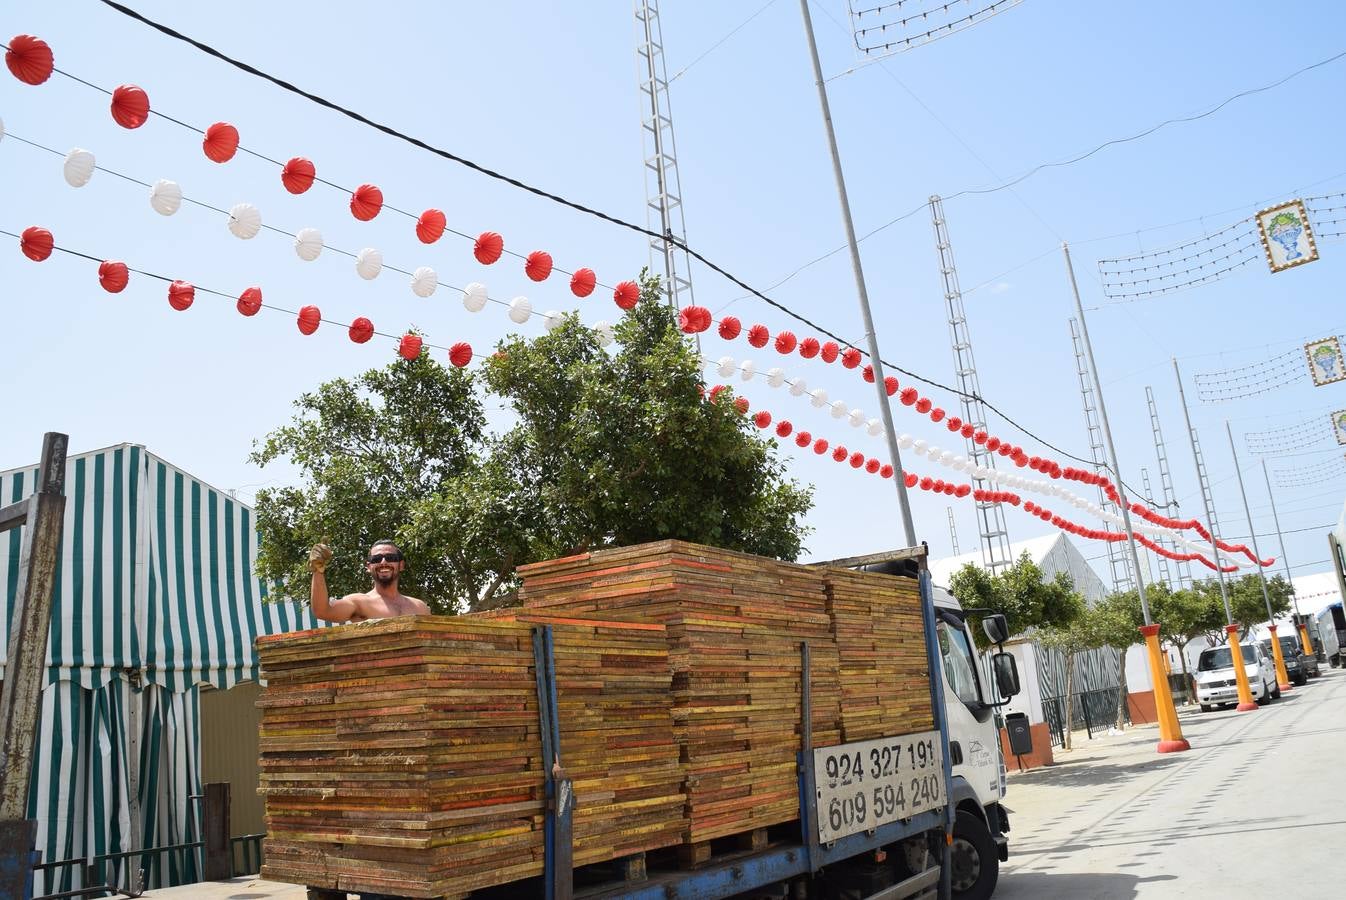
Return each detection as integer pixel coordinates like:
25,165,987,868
297,305,321,335
904,472,918,488
474,231,504,264
525,250,554,282
799,337,820,359
416,209,446,244
98,260,129,293
570,268,596,298
821,341,840,363
865,458,881,474
614,281,640,309
281,157,316,194
955,484,971,498
885,376,898,397
19,226,53,262
930,407,945,423
350,184,383,221
718,316,742,340
167,280,195,311
679,306,712,334
862,364,875,383
933,480,945,492
900,387,918,406
881,464,895,479
985,436,1000,451
776,420,793,438
795,431,811,448
237,286,262,317
748,324,770,348
5,34,53,85
915,398,932,414
849,452,865,469
833,446,848,463
200,122,240,163
814,438,829,454
841,348,862,369
348,316,374,343
733,396,749,415
398,334,423,360
449,342,473,367
947,416,962,431
754,411,772,429
709,385,728,403
920,477,934,491
775,331,797,354
110,85,150,129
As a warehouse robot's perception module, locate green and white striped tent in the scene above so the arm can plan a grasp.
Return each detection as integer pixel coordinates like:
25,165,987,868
1,443,325,895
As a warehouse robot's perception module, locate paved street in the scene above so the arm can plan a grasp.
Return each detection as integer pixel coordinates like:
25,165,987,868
997,667,1346,898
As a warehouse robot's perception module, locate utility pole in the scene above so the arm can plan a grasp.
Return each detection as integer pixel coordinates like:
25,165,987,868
1261,458,1315,656
1064,243,1188,753
1173,359,1257,712
797,0,916,546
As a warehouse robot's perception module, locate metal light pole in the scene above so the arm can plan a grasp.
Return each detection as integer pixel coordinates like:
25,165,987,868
1226,421,1291,692
1262,458,1314,658
1173,359,1257,712
798,0,916,547
1064,243,1188,753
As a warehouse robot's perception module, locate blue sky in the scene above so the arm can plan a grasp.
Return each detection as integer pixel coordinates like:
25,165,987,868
2,1,1344,601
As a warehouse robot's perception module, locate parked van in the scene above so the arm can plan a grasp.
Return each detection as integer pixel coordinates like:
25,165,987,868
1195,643,1279,711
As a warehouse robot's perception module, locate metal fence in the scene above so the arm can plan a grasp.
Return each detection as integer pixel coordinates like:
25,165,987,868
1042,687,1131,748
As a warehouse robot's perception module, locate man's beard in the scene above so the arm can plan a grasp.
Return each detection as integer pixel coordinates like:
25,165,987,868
373,571,397,588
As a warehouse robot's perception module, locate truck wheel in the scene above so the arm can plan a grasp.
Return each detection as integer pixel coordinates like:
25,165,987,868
949,809,998,900
1272,681,1281,700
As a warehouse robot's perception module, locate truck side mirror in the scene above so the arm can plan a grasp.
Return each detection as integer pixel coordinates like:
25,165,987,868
992,652,1020,699
982,614,1010,646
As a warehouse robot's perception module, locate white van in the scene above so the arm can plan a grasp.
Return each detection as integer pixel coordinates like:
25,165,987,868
1195,642,1279,711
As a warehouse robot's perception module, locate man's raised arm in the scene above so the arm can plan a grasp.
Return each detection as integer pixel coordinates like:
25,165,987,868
308,544,359,622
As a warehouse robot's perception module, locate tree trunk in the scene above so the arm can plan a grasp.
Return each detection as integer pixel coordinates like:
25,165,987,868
1114,647,1130,730
1062,651,1076,751
1174,640,1195,705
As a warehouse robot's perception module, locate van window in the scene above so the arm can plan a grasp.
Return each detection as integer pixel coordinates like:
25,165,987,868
937,621,981,709
1197,645,1256,670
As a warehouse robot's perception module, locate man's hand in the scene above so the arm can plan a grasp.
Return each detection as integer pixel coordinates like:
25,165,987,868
308,543,333,574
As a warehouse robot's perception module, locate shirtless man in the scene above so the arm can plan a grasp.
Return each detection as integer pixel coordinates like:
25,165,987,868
308,540,432,622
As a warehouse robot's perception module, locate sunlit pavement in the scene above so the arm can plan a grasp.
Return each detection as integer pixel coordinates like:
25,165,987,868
996,666,1346,898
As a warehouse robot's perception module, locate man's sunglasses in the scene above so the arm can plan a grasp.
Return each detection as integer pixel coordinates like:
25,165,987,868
368,552,403,564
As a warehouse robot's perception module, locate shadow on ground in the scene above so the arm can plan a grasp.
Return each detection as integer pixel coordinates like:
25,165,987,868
1007,754,1183,789
996,870,1177,899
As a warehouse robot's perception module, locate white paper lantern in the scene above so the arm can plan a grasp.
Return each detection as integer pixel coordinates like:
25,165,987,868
926,446,942,461
355,248,383,280
810,389,828,408
845,409,863,428
150,179,182,216
294,227,323,261
867,418,883,437
227,202,262,240
508,296,532,324
974,466,989,480
463,282,488,312
739,360,756,382
789,378,807,397
544,311,564,332
63,149,95,187
717,356,736,378
912,439,928,455
940,451,955,466
767,367,786,388
897,433,914,450
830,400,847,419
593,320,615,347
411,266,438,298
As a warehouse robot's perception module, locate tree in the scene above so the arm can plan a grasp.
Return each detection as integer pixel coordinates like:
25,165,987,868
1036,595,1106,750
948,551,1084,649
1150,583,1224,702
1090,588,1146,729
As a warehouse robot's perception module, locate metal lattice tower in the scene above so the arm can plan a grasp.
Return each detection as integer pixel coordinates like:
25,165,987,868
1141,467,1175,587
1146,386,1192,587
1068,317,1134,592
930,195,1011,572
1187,427,1223,556
636,0,695,311
947,507,961,557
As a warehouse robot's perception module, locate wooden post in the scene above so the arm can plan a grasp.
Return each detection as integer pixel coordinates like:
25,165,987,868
202,782,232,881
0,432,68,822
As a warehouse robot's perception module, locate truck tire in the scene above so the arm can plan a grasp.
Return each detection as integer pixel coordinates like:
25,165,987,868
949,809,998,900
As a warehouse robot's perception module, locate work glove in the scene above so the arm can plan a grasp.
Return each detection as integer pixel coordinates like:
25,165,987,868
308,543,333,574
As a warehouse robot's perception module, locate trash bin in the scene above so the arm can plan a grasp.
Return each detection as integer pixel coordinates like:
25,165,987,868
1005,712,1033,756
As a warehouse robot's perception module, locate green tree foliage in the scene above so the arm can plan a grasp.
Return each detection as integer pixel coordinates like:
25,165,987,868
251,274,814,613
948,551,1084,648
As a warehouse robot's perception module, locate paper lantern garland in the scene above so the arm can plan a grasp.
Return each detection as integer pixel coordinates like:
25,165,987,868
348,316,374,343
410,266,438,298
398,333,423,360
525,250,553,282
237,286,263,316
449,342,473,367
570,268,596,297
474,231,504,264
149,180,182,216
19,226,53,262
297,305,321,335
613,281,640,310
202,122,239,163
350,184,383,221
167,280,195,311
5,34,54,85
462,282,488,312
508,296,532,324
718,316,741,340
416,209,446,244
110,84,150,129
294,228,323,261
227,203,262,240
355,247,383,280
98,260,129,293
63,149,95,187
281,157,316,194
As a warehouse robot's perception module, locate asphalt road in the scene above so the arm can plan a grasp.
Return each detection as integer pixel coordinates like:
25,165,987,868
995,666,1346,898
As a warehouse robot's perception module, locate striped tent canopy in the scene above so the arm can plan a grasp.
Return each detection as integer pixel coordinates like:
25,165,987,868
1,443,326,894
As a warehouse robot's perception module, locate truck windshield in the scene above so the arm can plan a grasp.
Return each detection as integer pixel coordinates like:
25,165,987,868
937,621,981,708
1198,645,1256,670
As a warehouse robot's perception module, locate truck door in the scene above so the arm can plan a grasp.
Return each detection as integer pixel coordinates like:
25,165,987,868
936,613,1000,801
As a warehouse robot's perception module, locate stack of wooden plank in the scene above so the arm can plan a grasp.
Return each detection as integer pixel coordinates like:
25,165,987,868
469,611,686,864
256,618,546,898
820,566,934,742
516,541,844,845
